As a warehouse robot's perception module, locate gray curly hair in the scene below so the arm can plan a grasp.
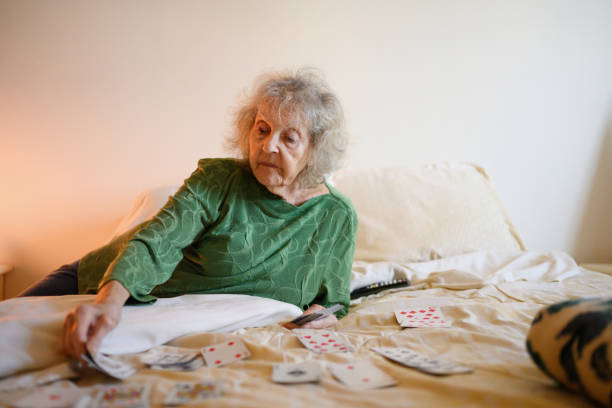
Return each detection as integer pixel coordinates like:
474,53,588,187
227,67,348,188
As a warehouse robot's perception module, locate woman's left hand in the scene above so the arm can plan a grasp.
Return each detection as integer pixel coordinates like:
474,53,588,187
282,304,338,330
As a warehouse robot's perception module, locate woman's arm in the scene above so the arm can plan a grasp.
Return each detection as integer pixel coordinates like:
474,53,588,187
94,159,230,302
61,280,129,363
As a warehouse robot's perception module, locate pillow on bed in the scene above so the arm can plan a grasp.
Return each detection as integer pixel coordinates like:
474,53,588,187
109,164,523,281
527,298,612,407
110,185,180,239
332,163,524,263
0,294,301,378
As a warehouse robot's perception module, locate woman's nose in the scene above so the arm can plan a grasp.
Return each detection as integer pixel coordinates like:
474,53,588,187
262,132,280,153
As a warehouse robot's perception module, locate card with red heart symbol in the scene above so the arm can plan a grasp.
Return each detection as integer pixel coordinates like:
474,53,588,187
394,306,451,328
328,361,396,389
294,329,353,353
200,339,250,367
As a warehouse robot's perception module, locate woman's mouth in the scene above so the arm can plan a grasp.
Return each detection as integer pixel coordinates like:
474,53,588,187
259,162,278,168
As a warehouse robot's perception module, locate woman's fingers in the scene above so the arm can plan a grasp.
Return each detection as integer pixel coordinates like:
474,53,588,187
60,300,123,366
283,304,338,330
60,312,76,359
302,314,338,329
87,307,120,356
60,304,105,363
61,307,91,365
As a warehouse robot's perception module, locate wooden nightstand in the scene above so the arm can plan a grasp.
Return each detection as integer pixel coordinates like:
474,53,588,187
0,264,13,300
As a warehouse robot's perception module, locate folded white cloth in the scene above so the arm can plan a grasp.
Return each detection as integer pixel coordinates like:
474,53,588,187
350,250,581,291
0,294,302,378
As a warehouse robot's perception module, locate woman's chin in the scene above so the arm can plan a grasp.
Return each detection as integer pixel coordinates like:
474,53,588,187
254,172,281,191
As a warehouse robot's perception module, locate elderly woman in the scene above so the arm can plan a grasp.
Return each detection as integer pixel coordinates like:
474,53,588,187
20,68,358,362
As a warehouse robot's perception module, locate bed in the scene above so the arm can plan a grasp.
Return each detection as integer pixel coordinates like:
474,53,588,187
1,163,611,407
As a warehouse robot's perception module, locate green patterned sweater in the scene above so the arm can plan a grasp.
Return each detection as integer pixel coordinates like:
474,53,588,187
77,158,358,317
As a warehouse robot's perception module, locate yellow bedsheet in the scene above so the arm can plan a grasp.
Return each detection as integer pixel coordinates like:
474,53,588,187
71,268,612,407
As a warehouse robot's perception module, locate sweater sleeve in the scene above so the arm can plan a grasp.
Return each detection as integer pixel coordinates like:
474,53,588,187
316,207,358,319
98,159,233,302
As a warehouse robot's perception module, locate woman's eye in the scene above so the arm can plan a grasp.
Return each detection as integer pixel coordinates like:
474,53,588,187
258,127,268,135
285,132,299,144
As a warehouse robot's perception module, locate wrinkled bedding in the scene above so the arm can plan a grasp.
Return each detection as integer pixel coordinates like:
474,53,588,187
2,251,611,407
0,295,302,378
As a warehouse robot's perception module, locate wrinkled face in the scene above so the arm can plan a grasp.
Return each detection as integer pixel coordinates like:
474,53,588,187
248,105,311,193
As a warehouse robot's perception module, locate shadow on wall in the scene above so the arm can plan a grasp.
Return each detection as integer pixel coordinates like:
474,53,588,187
574,118,612,263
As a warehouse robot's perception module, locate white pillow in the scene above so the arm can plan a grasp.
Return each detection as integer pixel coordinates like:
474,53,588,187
332,163,524,263
0,294,301,378
110,185,180,240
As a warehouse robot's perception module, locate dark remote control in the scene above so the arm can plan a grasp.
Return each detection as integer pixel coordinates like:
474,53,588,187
350,278,410,299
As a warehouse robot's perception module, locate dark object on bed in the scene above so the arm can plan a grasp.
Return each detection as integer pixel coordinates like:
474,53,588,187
527,297,612,407
350,278,410,299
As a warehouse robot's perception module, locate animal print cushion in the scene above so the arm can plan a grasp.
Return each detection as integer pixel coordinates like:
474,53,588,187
527,298,612,407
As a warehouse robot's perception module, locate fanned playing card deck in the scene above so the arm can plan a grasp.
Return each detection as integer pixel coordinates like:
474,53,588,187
271,361,321,384
294,329,353,353
82,351,136,380
372,347,472,375
163,381,223,405
328,361,397,389
200,339,250,367
394,306,451,328
289,304,344,326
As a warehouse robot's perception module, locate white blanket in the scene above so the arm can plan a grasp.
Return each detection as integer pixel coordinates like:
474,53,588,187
350,250,581,292
0,251,585,379
0,294,302,378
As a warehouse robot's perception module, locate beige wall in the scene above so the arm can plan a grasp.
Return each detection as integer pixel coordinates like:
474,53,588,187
1,0,611,298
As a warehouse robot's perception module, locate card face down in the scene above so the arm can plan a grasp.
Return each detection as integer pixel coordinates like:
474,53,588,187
394,306,451,328
200,339,250,367
294,329,353,353
164,381,223,405
372,347,472,376
271,362,321,384
328,361,397,390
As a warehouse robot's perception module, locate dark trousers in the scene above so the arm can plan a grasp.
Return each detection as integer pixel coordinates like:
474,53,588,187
17,260,80,296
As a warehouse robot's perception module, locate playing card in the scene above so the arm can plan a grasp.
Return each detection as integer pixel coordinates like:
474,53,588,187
163,381,223,405
12,380,88,408
150,357,204,372
294,329,353,353
328,361,396,389
271,361,321,383
372,347,472,375
83,350,137,380
140,346,204,371
0,362,80,392
394,306,451,328
92,383,152,408
200,339,250,367
290,304,344,326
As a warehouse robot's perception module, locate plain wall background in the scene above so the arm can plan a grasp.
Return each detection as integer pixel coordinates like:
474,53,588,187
1,0,611,298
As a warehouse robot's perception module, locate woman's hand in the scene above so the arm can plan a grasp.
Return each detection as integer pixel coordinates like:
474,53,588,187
282,304,338,330
60,280,129,364
61,302,121,363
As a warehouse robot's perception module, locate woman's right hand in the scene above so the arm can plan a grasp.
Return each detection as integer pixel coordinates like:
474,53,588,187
61,280,130,364
61,302,122,364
